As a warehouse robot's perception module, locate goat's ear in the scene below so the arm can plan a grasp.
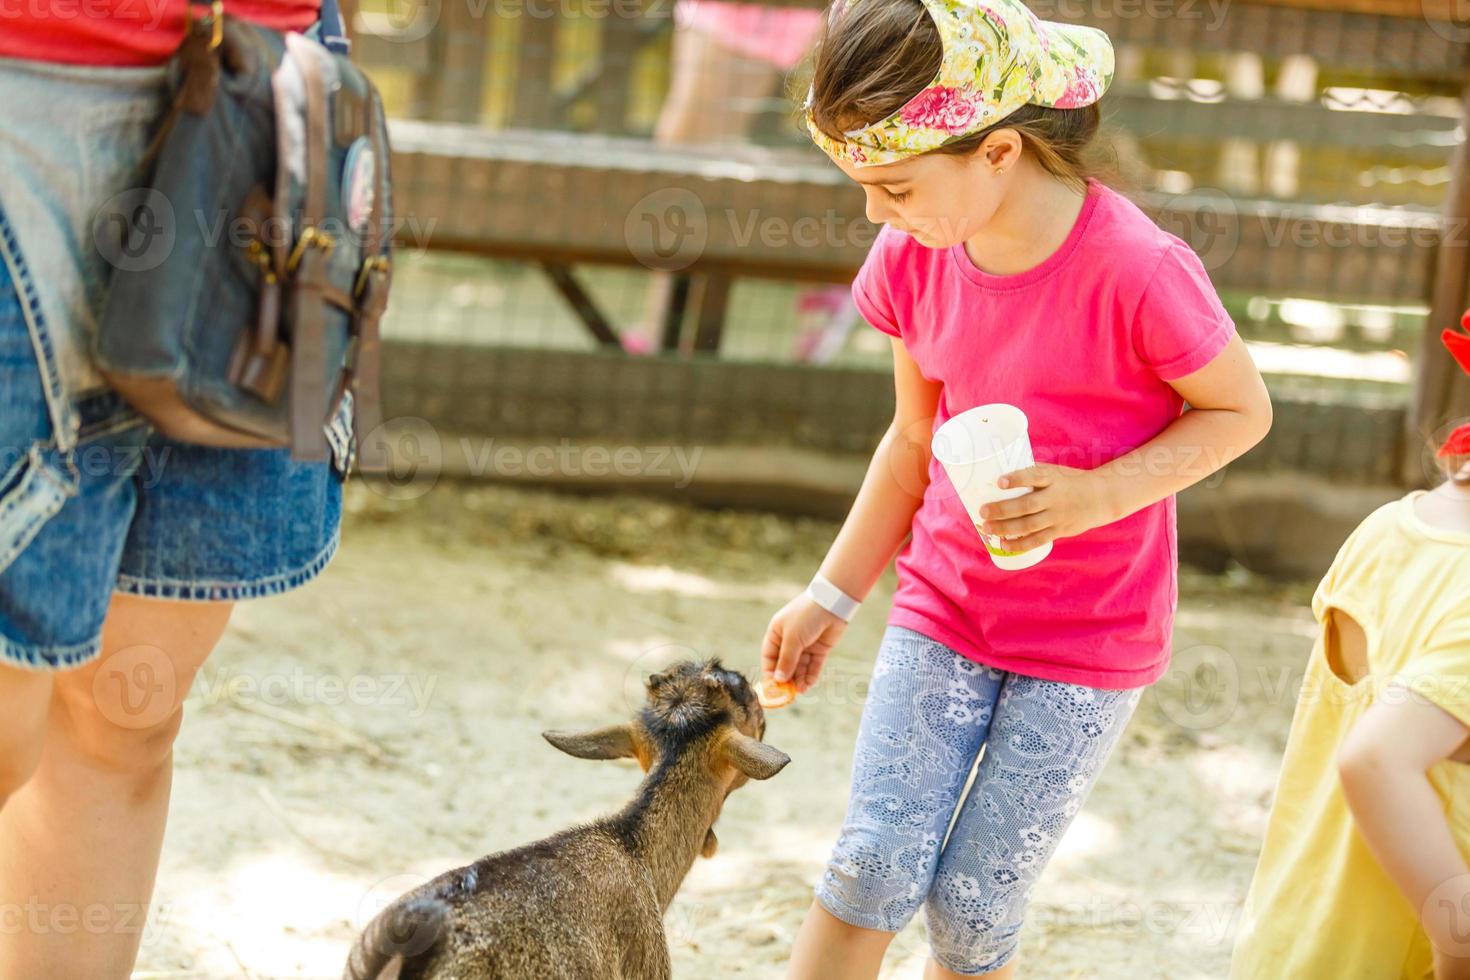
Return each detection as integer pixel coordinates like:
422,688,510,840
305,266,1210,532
372,956,403,980
720,731,790,780
701,828,718,858
542,724,637,760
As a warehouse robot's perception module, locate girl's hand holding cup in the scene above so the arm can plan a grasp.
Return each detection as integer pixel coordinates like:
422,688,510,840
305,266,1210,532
979,462,1118,554
761,592,848,697
932,404,1116,565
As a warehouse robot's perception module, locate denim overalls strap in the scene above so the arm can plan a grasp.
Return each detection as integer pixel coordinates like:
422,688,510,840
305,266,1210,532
0,197,79,452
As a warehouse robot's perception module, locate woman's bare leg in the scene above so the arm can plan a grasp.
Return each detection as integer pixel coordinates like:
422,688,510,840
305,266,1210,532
0,592,232,980
0,661,51,811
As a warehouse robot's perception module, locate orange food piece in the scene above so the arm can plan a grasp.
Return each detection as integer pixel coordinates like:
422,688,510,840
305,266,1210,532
758,677,798,709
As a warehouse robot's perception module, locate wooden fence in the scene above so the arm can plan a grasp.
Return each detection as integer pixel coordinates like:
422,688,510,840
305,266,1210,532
354,0,1470,485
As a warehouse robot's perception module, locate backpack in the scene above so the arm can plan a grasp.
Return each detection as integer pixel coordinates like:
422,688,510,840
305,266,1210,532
94,2,390,469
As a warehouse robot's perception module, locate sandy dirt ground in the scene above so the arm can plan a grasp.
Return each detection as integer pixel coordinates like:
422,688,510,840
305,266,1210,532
131,480,1318,980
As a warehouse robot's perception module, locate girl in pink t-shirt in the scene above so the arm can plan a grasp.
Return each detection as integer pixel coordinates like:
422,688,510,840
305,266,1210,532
758,0,1273,976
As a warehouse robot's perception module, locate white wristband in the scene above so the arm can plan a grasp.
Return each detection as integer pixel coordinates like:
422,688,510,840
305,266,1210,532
807,572,861,622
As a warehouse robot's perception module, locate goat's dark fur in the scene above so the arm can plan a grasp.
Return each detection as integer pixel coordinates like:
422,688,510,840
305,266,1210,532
343,658,788,980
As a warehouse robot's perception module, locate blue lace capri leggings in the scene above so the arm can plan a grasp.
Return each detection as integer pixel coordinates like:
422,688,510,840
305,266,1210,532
814,624,1144,975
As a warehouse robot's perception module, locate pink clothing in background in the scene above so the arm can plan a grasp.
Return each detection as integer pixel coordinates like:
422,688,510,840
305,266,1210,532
674,0,824,71
853,178,1236,689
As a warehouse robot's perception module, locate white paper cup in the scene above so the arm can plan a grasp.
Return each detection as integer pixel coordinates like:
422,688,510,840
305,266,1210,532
931,404,1052,571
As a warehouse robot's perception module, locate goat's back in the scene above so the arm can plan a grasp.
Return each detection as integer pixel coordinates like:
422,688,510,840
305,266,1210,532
354,823,667,980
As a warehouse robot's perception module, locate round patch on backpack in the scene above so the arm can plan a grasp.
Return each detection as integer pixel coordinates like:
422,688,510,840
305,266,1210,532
342,137,376,238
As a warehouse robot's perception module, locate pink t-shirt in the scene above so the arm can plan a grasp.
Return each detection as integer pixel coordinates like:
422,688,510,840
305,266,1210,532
854,177,1236,690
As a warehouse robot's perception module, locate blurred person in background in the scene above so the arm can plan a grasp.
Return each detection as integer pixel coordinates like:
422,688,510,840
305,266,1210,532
622,0,859,362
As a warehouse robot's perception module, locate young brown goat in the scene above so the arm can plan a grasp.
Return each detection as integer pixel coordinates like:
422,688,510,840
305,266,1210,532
343,658,790,980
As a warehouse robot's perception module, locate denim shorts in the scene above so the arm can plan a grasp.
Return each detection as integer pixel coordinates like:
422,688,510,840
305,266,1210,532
0,52,353,671
815,625,1144,974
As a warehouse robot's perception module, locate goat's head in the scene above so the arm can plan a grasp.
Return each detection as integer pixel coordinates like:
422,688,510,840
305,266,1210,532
541,658,789,856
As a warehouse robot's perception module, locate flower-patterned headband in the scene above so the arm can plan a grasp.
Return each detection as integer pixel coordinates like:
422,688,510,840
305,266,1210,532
805,0,1115,168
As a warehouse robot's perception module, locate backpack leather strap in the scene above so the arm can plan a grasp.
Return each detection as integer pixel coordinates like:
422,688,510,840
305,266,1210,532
288,36,332,462
349,91,390,473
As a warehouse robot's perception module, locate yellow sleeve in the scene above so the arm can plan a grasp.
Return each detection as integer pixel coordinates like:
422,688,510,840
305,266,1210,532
1392,615,1470,730
1310,504,1387,622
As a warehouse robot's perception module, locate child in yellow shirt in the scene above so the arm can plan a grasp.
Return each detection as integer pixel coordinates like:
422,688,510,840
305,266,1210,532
1231,324,1470,980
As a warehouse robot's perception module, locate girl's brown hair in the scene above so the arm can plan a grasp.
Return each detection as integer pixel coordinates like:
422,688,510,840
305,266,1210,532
806,0,1107,191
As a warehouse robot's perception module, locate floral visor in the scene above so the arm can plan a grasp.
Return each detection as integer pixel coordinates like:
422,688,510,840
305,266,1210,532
1441,317,1470,459
805,0,1116,168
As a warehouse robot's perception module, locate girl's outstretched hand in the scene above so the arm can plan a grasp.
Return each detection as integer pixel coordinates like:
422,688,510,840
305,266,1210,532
977,463,1118,553
761,593,848,696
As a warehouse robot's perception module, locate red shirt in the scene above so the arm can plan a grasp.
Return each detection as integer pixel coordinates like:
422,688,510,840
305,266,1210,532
0,0,321,66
